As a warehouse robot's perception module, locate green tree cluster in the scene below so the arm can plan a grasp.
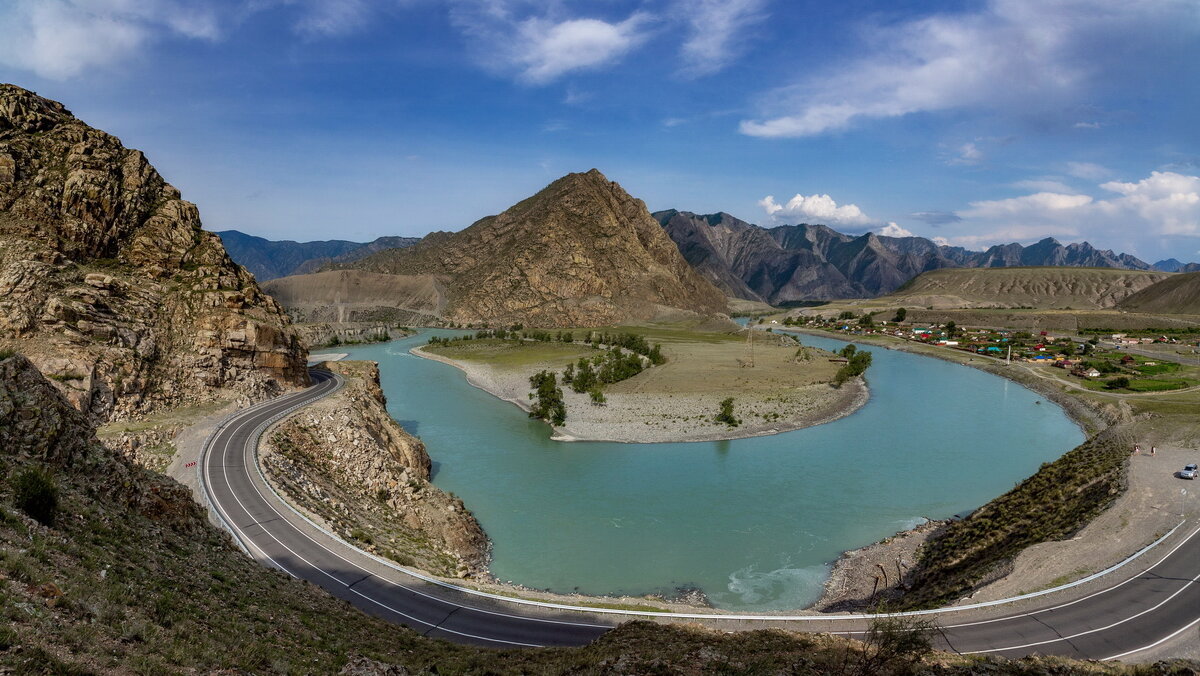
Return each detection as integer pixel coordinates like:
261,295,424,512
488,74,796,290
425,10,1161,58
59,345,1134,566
833,349,873,387
528,370,567,425
715,397,740,427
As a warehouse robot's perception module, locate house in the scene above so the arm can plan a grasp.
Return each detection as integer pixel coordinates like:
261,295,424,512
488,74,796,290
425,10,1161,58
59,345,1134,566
1074,367,1102,378
1120,354,1136,365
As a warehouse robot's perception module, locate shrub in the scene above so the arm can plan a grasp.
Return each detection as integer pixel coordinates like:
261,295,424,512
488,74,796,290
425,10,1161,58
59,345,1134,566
715,398,740,427
14,467,58,526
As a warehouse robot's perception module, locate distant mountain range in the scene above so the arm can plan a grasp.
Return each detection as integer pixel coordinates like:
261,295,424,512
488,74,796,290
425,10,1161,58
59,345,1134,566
1152,258,1200,273
653,210,1194,303
216,230,420,281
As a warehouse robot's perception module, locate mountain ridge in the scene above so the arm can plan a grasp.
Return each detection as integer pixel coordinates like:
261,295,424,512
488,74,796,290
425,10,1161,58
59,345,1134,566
217,230,420,281
655,210,1159,302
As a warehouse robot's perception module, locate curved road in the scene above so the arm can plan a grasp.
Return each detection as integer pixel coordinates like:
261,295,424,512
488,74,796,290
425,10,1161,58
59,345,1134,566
201,369,1200,658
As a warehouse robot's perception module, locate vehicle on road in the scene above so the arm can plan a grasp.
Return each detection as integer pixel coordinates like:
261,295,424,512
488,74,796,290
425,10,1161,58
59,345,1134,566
1181,463,1198,480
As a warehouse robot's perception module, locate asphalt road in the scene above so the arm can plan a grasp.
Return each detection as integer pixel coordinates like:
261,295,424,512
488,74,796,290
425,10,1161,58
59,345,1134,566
201,369,1200,658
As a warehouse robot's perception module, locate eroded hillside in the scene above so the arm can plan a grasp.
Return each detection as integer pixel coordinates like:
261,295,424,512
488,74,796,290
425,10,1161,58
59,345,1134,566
0,84,308,422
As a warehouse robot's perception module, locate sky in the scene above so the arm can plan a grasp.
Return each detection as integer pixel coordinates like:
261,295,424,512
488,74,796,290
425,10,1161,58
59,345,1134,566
1,0,1199,263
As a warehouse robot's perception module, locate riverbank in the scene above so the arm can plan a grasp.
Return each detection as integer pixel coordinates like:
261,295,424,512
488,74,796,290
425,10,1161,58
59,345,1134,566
790,327,1198,614
412,344,869,443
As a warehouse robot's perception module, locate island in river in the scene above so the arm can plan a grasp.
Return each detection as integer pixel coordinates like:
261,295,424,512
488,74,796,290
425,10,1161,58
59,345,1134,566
414,321,869,443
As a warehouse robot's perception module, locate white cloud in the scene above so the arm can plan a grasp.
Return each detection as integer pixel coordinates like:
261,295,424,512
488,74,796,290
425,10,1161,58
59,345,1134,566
675,0,767,77
880,222,914,237
1065,161,1112,180
912,210,962,226
760,193,874,226
0,0,219,79
449,2,651,85
516,14,650,83
947,171,1200,249
291,0,371,37
932,236,951,246
1074,121,1102,129
949,142,984,166
739,0,1200,138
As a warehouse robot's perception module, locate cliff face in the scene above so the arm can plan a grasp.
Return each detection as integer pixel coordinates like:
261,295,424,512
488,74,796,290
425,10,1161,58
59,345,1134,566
340,170,728,327
656,211,1155,302
262,360,488,577
0,84,308,422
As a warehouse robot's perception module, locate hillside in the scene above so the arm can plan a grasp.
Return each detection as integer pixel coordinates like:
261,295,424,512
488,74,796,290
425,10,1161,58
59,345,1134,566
0,85,308,422
1116,270,1200,314
881,267,1172,310
655,210,1156,303
263,269,446,325
336,170,728,327
217,230,420,281
9,352,1162,674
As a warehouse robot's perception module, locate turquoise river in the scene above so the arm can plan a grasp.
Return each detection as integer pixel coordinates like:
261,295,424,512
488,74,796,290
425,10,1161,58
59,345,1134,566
340,330,1083,611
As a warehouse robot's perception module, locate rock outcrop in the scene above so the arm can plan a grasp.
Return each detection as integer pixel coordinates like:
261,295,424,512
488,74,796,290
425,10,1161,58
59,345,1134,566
262,360,488,577
656,210,1156,302
0,84,308,422
338,170,728,327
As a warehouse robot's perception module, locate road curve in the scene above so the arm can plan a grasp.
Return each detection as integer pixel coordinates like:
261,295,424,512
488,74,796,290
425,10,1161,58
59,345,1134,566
200,369,1200,657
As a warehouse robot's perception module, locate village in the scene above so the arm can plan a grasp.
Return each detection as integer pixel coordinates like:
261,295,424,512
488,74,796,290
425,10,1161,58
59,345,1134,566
771,312,1200,394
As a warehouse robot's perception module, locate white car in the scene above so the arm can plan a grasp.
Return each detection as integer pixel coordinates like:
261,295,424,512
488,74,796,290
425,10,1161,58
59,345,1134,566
1181,464,1198,480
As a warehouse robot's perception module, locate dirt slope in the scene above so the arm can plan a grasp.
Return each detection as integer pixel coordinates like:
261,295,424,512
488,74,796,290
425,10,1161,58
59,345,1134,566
1116,270,1200,314
882,267,1171,310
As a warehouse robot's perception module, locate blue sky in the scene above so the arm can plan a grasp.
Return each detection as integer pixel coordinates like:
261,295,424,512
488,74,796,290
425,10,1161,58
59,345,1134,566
2,0,1199,263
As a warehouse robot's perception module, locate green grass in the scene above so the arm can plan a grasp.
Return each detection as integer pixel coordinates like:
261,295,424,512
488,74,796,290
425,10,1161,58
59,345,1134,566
425,338,597,368
1124,378,1190,392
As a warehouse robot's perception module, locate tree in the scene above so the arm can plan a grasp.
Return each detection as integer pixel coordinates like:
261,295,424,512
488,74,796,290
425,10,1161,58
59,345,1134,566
892,307,907,322
859,313,874,327
528,370,566,425
838,310,857,320
715,397,740,427
945,321,957,338
840,344,858,359
1106,376,1130,390
589,388,606,405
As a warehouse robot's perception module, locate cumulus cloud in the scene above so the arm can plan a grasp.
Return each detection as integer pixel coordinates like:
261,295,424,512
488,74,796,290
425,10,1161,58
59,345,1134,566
739,0,1200,138
0,0,220,79
760,193,874,226
946,171,1200,249
880,222,914,237
675,0,767,77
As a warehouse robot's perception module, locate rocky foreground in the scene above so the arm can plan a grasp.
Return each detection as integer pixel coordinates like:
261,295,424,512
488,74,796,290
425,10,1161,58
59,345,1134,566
262,360,488,577
0,84,308,424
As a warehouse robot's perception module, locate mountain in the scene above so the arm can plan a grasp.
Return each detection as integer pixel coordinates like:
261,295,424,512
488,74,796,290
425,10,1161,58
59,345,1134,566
1116,270,1200,314
881,267,1172,310
216,230,420,281
655,210,1154,303
1153,258,1200,273
324,169,728,326
0,84,308,421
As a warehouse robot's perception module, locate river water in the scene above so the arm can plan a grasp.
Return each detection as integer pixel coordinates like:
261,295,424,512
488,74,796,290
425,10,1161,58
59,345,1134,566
341,331,1083,611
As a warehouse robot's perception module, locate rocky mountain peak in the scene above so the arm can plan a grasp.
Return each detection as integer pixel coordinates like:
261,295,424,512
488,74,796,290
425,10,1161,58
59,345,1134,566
337,171,728,326
0,84,72,132
0,85,308,422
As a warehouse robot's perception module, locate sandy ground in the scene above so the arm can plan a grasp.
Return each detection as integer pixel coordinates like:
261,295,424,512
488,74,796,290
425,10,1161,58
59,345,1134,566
412,345,868,443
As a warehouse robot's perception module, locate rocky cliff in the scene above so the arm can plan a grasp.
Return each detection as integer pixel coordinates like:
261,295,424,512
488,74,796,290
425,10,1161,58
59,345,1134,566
262,360,488,577
0,84,308,422
656,210,1155,302
339,170,728,327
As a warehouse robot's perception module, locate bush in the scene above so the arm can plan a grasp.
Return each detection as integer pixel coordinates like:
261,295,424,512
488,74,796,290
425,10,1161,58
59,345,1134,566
14,467,58,526
715,398,740,427
1105,376,1130,390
